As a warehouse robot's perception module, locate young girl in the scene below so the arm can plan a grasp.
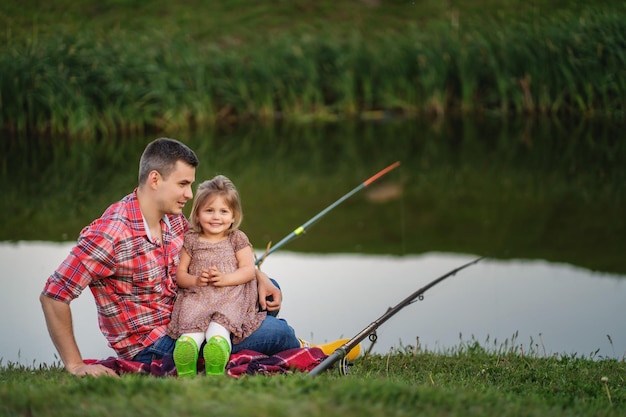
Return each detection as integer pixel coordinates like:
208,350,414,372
167,175,266,377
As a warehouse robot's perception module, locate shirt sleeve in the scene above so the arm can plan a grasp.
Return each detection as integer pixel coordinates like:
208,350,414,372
231,229,252,253
41,226,116,303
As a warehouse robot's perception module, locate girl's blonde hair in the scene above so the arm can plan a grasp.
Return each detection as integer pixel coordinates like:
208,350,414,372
189,175,243,234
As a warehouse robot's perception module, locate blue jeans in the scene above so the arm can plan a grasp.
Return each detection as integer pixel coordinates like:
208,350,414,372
133,334,177,365
231,315,300,355
231,278,301,354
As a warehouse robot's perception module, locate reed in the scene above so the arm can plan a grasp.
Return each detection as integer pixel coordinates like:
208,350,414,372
1,4,625,138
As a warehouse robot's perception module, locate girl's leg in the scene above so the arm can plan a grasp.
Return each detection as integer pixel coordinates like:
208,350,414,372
205,322,232,350
203,322,232,375
173,332,204,378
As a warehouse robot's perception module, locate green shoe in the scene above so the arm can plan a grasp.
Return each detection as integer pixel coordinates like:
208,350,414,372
203,335,231,376
173,336,199,378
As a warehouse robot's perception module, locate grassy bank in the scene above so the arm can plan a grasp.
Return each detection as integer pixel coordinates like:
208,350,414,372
1,1,625,139
1,340,624,416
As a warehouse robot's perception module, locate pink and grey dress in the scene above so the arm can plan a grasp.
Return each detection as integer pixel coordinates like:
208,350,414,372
167,229,266,344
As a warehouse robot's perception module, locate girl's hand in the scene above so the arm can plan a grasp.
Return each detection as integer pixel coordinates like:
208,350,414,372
196,270,210,287
206,267,226,286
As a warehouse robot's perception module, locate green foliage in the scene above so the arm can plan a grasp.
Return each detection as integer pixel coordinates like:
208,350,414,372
1,1,625,138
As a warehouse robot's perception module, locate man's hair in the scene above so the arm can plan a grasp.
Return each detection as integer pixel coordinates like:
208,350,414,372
189,175,243,234
138,137,199,185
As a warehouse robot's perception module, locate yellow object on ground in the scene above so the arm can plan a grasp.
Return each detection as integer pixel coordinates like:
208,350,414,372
299,338,361,361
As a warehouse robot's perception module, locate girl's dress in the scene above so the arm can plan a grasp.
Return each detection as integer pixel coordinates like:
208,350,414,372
167,229,266,344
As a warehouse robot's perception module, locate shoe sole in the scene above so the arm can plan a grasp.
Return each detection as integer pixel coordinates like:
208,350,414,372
173,337,198,378
204,336,231,376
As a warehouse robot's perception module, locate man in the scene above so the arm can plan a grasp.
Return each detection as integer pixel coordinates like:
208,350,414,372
40,137,300,377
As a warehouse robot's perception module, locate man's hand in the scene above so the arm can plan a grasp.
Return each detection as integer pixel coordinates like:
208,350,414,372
67,362,119,378
256,270,282,312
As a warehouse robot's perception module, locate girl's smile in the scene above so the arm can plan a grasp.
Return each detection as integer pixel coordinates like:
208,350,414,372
197,195,234,241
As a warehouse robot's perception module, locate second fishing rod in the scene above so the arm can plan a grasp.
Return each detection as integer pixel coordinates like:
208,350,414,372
308,256,484,377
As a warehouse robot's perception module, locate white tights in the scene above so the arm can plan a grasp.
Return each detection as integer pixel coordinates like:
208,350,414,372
181,322,232,351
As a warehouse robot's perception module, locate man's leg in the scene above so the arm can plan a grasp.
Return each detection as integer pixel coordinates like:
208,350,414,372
231,315,300,355
133,335,176,365
234,277,300,355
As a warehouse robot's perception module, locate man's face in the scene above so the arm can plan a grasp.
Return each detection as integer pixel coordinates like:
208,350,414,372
157,160,195,215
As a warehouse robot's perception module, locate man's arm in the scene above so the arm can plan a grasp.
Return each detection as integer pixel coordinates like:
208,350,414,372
256,269,282,312
40,294,118,377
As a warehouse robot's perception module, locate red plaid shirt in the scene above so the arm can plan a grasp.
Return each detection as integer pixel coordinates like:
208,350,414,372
42,190,189,360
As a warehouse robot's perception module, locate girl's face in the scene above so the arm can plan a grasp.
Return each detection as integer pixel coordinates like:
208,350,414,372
197,195,235,238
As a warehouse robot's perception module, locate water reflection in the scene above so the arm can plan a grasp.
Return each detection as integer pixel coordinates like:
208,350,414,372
2,118,626,274
2,241,624,366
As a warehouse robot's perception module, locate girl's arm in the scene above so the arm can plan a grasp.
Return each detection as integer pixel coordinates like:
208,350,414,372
175,247,206,288
207,245,256,287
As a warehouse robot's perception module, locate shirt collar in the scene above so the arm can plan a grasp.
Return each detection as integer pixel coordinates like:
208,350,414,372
142,214,171,242
130,189,171,241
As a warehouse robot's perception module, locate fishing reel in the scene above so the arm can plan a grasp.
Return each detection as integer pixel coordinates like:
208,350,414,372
336,332,380,376
337,357,351,376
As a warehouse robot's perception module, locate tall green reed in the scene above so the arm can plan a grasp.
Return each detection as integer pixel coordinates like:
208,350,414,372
1,6,625,139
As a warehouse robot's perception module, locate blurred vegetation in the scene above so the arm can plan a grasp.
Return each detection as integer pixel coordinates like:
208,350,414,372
1,1,625,138
1,0,624,274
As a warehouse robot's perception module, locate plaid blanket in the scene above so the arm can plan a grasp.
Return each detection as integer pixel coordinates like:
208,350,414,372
86,347,326,378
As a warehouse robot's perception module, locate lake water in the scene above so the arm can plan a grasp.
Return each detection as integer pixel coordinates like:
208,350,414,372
2,118,625,366
2,241,624,366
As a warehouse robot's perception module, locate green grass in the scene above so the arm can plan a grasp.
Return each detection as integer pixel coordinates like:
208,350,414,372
1,1,625,138
2,338,624,416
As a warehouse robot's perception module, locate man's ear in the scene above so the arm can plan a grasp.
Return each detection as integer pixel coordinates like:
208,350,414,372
148,170,161,189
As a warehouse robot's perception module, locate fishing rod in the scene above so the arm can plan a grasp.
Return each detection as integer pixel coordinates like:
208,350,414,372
255,161,401,267
307,256,483,377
